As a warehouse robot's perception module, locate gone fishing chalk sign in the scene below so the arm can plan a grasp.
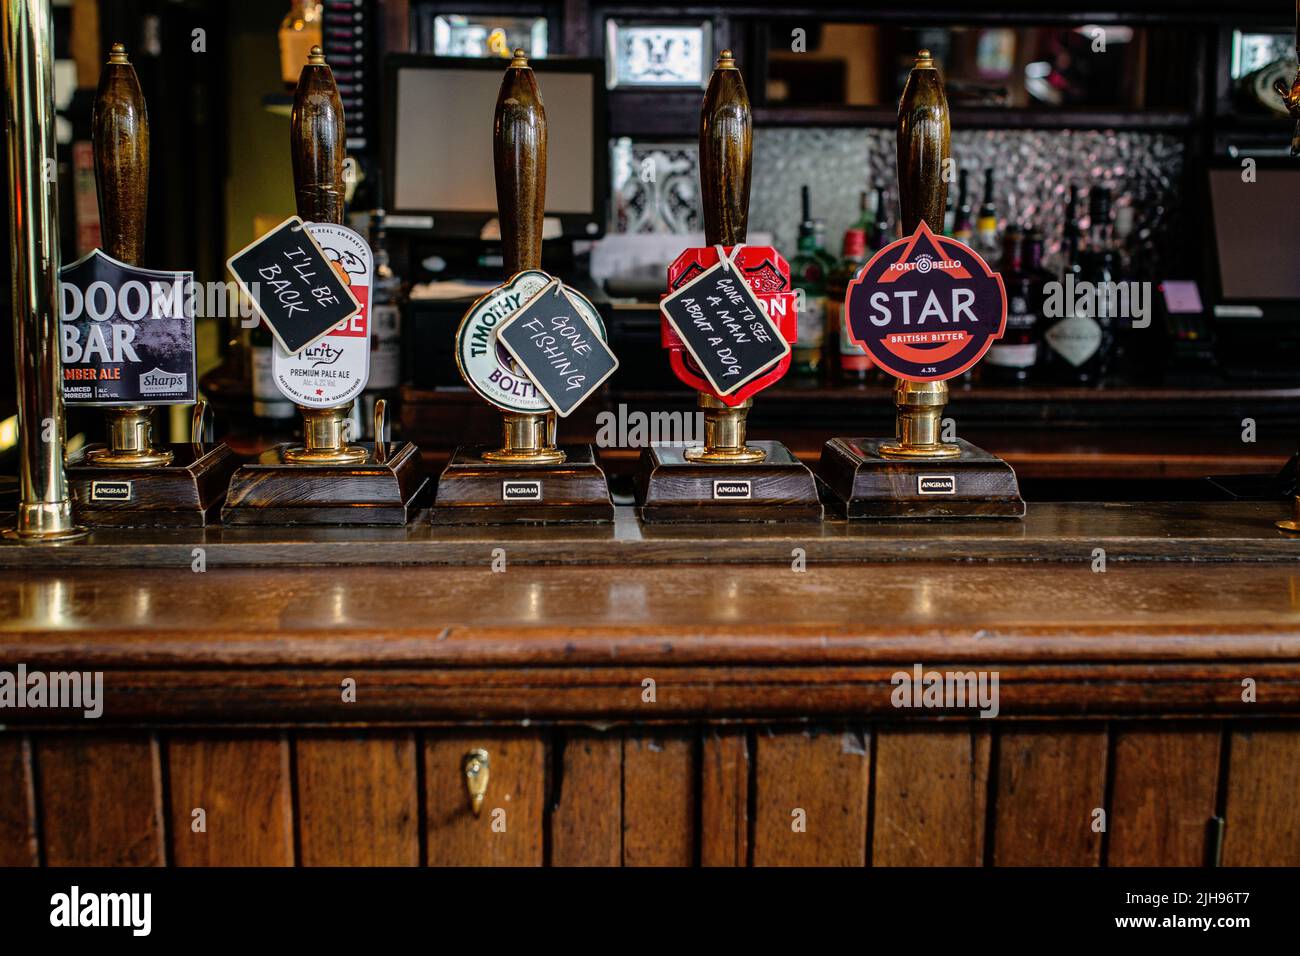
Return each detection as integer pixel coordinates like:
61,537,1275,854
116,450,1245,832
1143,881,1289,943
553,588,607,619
495,279,619,417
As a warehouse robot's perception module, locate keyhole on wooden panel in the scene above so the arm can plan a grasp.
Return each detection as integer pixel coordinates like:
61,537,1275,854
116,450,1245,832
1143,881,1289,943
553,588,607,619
463,749,491,817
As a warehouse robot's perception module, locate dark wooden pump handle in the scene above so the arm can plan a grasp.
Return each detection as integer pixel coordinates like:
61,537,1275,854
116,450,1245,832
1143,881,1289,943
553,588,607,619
495,50,546,276
896,50,951,235
699,50,751,248
93,43,148,266
290,46,346,226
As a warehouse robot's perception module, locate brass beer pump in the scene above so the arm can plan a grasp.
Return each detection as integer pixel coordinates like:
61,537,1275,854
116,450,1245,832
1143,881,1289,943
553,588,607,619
815,51,1024,519
87,43,173,468
883,50,959,461
431,50,615,524
284,45,366,465
634,50,821,522
221,45,425,526
688,49,763,465
484,49,562,466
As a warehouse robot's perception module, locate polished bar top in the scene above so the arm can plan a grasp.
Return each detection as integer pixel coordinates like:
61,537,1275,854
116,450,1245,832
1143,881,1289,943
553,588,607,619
2,500,1299,723
0,501,1296,569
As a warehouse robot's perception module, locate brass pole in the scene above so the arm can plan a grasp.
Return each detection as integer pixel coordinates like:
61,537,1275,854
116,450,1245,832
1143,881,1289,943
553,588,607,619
880,50,960,461
483,49,563,464
2,0,85,539
685,49,765,465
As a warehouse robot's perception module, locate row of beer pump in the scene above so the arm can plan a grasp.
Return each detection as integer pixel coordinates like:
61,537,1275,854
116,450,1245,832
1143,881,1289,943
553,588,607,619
3,9,1285,534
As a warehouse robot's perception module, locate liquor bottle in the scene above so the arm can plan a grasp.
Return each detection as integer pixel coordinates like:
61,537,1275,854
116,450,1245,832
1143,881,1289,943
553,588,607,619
1061,184,1081,281
951,168,973,242
359,208,403,438
826,191,873,384
984,226,1046,385
790,185,834,378
250,320,295,424
1042,186,1115,385
975,167,999,266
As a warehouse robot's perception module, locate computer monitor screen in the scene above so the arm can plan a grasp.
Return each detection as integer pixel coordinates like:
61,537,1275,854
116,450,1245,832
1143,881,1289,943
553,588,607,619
1210,166,1300,300
388,57,602,237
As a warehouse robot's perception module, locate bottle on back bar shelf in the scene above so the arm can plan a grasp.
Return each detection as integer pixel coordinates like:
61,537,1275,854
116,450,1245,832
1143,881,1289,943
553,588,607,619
951,168,973,242
984,226,1046,385
975,167,999,267
359,208,403,439
790,184,834,379
250,319,294,425
826,190,873,384
1042,186,1116,385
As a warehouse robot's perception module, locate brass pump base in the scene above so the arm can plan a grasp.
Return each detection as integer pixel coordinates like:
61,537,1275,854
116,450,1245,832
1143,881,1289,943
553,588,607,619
879,379,960,460
283,403,367,465
85,406,174,467
482,411,565,465
684,394,767,464
1279,496,1300,533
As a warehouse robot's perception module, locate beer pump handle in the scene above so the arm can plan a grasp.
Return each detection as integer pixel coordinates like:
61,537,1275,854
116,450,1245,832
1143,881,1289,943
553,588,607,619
495,50,546,275
896,50,950,235
699,50,751,247
291,46,345,227
93,44,148,267
1274,2,1300,155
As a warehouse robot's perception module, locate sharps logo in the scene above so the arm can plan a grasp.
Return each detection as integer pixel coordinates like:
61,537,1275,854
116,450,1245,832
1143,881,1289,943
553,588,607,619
890,663,1000,718
50,886,151,936
139,367,187,396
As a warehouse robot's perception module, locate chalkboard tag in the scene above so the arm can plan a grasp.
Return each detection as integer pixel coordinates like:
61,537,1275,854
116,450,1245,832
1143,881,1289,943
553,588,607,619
496,278,620,418
270,222,372,408
226,216,361,355
659,245,789,397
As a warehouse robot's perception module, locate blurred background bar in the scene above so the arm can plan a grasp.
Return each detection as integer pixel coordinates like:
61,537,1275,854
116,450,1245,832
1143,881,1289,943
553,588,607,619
2,0,1300,505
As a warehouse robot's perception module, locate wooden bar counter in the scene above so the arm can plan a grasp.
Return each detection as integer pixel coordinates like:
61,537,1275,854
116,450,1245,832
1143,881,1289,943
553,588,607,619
2,502,1299,867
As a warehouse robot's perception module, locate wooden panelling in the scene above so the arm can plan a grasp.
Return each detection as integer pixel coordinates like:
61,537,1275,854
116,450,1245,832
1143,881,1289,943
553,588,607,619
0,736,39,866
873,728,990,867
550,732,622,866
993,728,1107,866
36,734,165,866
701,728,749,867
295,733,418,866
754,728,870,867
1222,727,1300,866
623,732,694,866
425,731,545,866
1109,726,1220,867
167,735,293,866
